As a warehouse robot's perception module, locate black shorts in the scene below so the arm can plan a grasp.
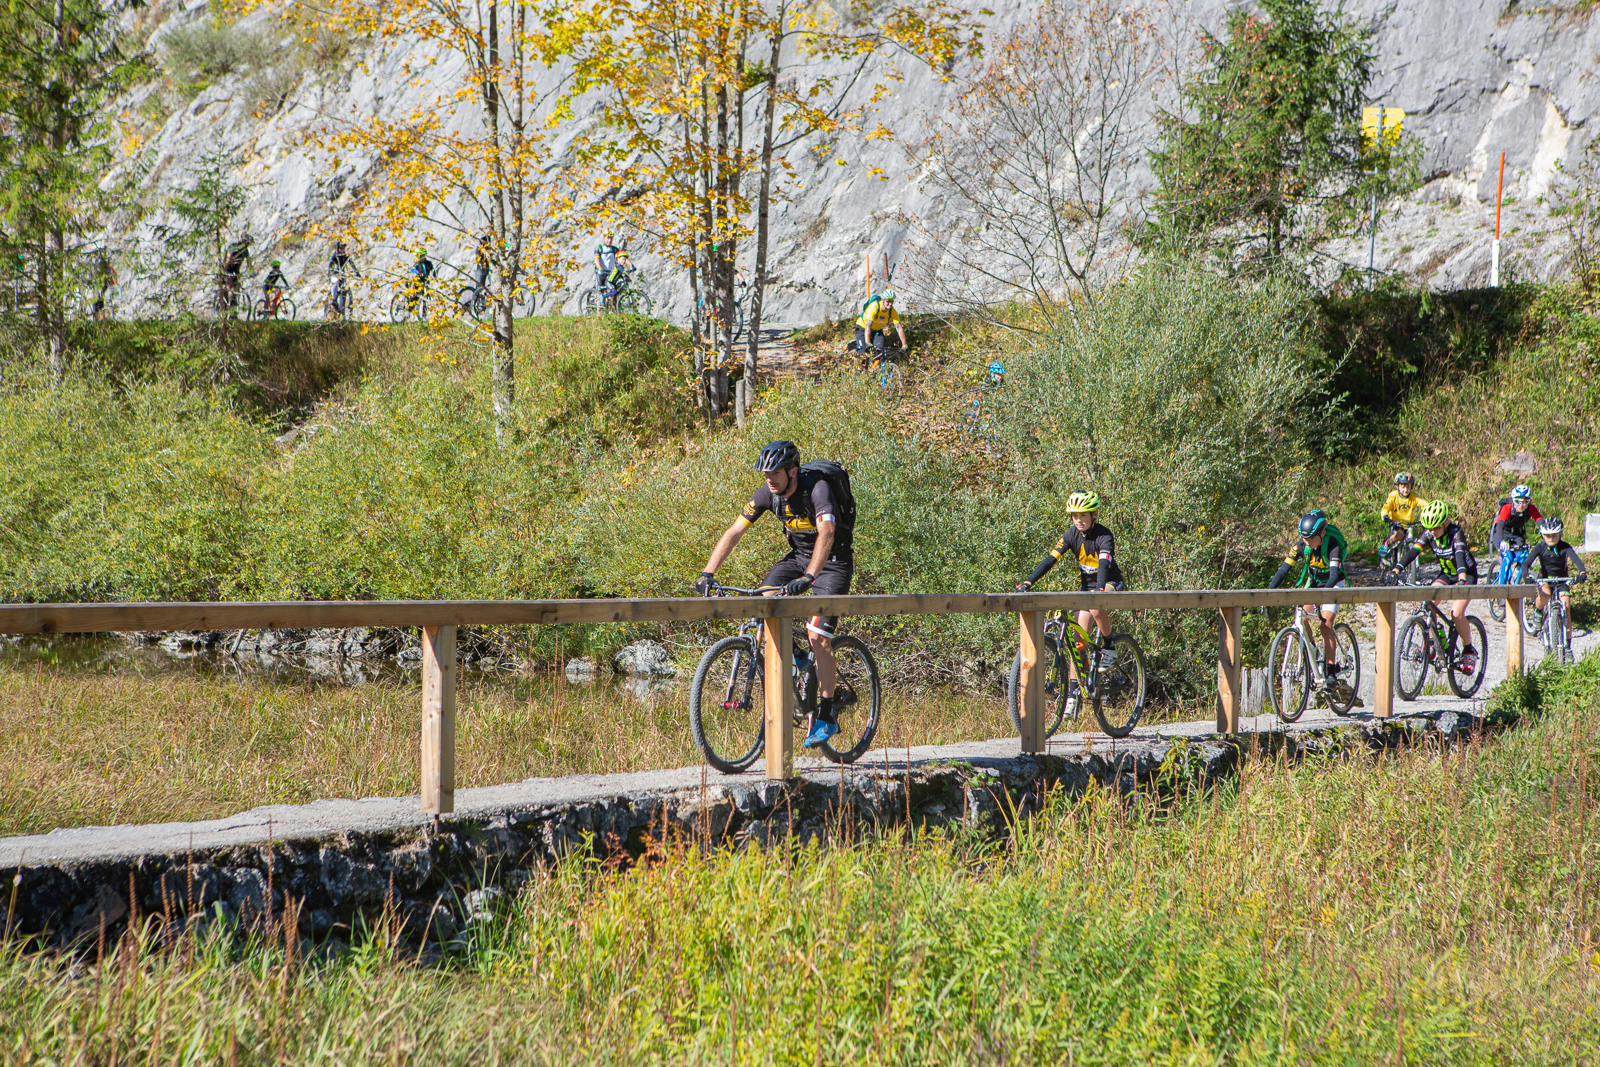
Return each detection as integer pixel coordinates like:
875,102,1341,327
1076,570,1126,593
1436,569,1478,587
763,554,852,638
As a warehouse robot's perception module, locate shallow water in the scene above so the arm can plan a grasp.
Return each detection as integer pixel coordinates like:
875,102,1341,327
0,632,681,700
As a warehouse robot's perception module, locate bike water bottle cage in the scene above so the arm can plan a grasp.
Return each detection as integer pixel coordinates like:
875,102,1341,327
1511,485,1531,500
755,440,801,472
1539,517,1564,536
1298,510,1328,538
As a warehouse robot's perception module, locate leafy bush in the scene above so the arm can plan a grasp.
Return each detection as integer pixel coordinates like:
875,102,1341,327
158,18,278,94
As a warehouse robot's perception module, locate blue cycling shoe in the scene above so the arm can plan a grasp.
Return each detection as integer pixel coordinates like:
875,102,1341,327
803,718,839,748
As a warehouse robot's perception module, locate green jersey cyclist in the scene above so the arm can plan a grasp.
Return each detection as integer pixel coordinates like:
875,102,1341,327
696,440,857,749
1268,510,1349,691
1390,500,1481,675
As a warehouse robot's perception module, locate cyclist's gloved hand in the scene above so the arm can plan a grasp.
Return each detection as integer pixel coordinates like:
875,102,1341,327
782,574,815,596
694,571,716,596
1015,581,1032,592
1575,575,1588,584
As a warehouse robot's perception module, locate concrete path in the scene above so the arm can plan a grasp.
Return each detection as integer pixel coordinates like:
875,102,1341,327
2,602,1587,870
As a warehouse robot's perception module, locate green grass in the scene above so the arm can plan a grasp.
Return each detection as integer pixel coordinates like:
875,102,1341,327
4,655,1598,1063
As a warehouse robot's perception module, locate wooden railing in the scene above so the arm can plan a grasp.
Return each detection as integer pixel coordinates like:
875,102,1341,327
0,583,1537,814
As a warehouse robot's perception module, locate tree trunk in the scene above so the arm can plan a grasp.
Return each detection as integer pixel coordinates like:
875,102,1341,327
747,13,784,384
46,0,68,382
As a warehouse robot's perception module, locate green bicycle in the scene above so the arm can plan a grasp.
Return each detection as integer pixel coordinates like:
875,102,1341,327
1006,610,1148,739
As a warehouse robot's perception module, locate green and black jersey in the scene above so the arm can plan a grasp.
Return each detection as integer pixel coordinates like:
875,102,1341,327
1269,524,1348,589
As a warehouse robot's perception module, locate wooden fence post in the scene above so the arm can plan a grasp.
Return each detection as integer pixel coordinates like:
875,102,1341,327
1018,611,1045,754
421,624,457,815
1373,600,1395,719
1216,607,1242,734
763,616,795,779
1507,596,1524,677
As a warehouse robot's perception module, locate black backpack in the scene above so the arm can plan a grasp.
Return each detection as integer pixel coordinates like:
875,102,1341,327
798,460,856,530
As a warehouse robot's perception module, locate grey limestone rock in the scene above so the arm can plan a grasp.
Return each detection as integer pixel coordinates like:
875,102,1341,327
613,640,676,677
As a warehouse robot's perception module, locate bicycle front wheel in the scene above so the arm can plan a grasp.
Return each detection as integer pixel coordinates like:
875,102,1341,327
820,635,882,764
1554,607,1574,665
390,292,411,323
1448,615,1488,698
1267,626,1311,723
1007,633,1071,740
1521,598,1541,637
1489,597,1506,623
1091,632,1146,738
278,297,297,321
456,286,482,320
689,635,766,774
1396,614,1430,700
1328,621,1361,716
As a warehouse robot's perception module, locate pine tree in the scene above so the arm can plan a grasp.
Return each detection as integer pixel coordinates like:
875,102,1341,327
0,0,147,375
1145,0,1413,273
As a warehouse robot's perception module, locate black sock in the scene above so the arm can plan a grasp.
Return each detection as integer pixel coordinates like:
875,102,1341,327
818,696,836,723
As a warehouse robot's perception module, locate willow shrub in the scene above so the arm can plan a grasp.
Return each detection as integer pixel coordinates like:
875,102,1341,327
984,267,1322,694
0,367,269,601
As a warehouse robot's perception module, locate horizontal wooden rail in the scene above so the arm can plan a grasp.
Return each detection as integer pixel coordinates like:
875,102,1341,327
0,585,1540,634
0,584,1539,814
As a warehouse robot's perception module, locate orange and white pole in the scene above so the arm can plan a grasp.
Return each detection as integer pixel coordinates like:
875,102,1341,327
1491,150,1505,287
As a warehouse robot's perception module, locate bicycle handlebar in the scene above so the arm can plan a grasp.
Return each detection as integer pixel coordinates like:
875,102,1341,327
704,581,786,597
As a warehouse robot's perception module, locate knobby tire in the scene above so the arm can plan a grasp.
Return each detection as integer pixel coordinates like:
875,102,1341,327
1267,626,1312,723
1007,633,1072,740
689,635,765,774
1091,632,1146,738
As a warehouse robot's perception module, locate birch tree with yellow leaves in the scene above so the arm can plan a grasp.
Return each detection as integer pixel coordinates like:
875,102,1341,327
269,0,587,438
579,0,981,412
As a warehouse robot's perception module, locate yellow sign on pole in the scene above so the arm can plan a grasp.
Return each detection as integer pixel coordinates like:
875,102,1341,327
1361,105,1404,156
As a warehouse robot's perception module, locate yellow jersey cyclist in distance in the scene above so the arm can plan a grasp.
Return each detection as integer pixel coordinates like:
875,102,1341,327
1015,490,1125,674
1379,471,1427,564
1268,510,1349,691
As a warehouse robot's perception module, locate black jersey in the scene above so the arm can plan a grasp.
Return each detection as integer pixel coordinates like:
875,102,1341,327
738,467,853,562
1025,522,1121,588
1399,522,1477,578
1519,540,1587,583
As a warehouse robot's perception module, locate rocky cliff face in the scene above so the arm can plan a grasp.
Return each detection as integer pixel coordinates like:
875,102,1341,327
106,0,1597,326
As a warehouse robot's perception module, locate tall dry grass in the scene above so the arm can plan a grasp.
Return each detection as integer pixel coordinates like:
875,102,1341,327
0,663,1007,835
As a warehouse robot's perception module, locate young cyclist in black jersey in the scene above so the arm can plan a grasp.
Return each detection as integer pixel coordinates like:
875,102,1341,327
1015,490,1124,675
1391,500,1481,674
1267,510,1349,691
1518,516,1588,630
696,440,856,749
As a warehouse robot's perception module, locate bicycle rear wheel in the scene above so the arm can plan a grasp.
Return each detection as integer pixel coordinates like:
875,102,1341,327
1007,633,1072,740
1091,633,1146,738
1267,626,1311,723
1521,598,1541,637
689,635,765,774
251,298,266,322
456,286,482,320
1396,615,1430,700
819,635,881,764
390,292,411,323
1447,615,1488,698
1327,621,1361,716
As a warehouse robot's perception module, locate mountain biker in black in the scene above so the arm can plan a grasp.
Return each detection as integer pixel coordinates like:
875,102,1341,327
473,233,493,295
696,440,855,749
1268,510,1349,690
262,259,288,298
1014,489,1124,676
1391,500,1480,675
1518,516,1588,629
222,233,253,308
328,241,359,315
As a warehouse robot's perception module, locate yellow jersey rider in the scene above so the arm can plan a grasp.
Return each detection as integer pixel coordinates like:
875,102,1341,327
1378,471,1427,563
854,289,908,358
1015,490,1124,674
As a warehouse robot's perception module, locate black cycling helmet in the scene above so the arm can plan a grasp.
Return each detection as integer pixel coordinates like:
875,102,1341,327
1298,510,1329,539
755,440,800,472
